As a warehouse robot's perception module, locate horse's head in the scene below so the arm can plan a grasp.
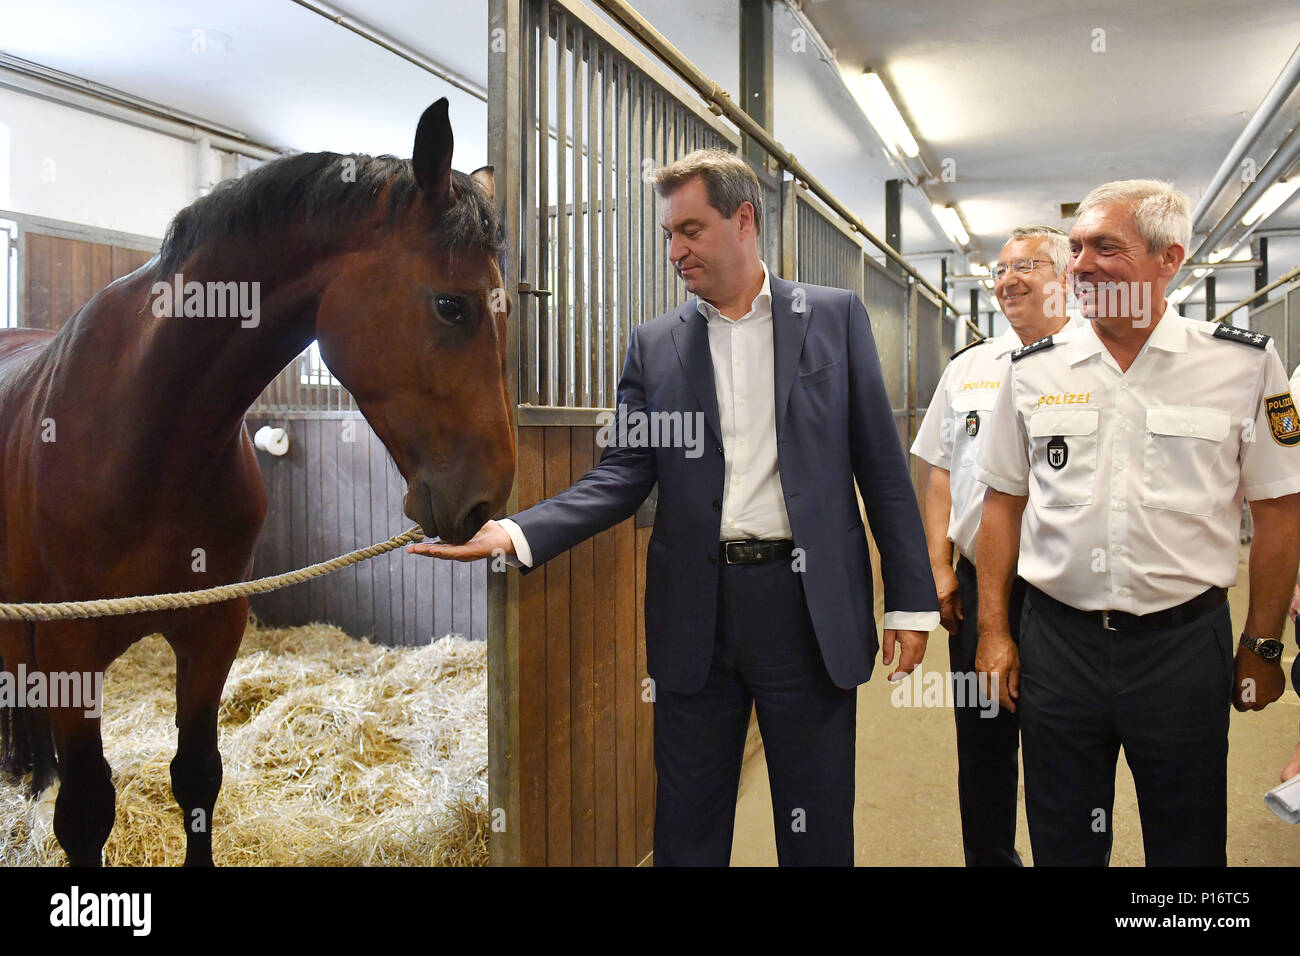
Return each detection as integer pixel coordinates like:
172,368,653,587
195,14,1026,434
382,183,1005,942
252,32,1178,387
315,100,515,544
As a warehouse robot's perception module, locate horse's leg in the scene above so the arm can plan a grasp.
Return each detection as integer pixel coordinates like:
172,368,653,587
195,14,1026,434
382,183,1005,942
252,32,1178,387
39,621,115,867
166,600,246,868
0,621,57,795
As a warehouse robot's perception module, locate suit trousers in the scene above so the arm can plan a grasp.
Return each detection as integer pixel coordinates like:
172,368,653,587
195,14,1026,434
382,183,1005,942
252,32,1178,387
951,555,1025,866
1018,586,1233,866
651,556,857,866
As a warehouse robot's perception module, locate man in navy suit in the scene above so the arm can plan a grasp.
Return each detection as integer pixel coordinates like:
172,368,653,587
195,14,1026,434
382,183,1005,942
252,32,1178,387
410,149,938,865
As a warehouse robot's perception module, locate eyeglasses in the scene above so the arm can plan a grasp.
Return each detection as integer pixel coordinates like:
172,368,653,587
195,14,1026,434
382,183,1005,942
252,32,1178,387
993,258,1052,280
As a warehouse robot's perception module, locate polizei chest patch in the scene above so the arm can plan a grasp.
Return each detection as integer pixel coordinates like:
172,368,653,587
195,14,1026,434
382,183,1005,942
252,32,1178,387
1265,392,1300,446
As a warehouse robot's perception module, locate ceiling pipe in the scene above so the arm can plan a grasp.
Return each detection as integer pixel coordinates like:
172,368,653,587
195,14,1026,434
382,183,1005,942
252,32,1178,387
0,56,281,160
1173,122,1300,294
1191,41,1300,234
592,0,965,316
289,0,488,103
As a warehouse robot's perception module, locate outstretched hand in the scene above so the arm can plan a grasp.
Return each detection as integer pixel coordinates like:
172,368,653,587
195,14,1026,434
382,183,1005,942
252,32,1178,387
405,519,514,562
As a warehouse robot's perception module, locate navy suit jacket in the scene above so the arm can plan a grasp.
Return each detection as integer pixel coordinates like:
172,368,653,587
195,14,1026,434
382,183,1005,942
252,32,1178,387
512,274,937,694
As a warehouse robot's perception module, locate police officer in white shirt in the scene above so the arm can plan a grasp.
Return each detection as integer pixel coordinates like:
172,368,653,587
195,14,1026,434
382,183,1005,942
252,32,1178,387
912,225,1078,865
975,180,1300,866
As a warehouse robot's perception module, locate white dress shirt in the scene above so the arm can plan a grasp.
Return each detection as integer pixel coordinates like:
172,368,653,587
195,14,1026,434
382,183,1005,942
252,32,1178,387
976,306,1300,614
912,318,1080,562
502,261,937,632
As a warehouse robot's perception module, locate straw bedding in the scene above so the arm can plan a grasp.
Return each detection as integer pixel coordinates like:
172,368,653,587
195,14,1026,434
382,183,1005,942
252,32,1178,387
0,620,489,866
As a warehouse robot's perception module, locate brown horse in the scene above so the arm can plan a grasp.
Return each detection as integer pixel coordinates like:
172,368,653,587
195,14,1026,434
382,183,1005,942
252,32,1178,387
0,99,515,866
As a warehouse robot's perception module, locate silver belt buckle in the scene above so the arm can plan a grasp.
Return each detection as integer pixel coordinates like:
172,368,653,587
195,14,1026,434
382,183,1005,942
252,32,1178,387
1102,609,1117,632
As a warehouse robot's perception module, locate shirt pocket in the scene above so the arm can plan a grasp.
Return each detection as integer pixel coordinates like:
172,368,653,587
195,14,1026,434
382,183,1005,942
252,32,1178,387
1027,408,1099,507
1141,405,1230,517
950,391,998,471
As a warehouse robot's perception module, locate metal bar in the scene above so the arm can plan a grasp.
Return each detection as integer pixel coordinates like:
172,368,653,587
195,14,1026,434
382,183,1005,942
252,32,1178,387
587,38,600,408
573,24,588,407
538,3,552,405
1211,265,1300,323
590,0,964,317
545,0,739,145
555,10,570,407
520,3,539,406
602,51,616,408
517,404,615,425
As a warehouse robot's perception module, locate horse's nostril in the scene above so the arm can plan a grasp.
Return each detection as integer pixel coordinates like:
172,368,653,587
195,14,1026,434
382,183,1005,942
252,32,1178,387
465,500,493,533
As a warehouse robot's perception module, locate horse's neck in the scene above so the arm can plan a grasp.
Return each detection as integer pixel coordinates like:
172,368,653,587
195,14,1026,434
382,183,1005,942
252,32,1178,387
59,240,326,453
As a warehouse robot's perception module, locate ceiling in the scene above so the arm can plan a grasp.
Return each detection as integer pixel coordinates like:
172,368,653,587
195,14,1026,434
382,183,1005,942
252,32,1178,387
1,0,1297,315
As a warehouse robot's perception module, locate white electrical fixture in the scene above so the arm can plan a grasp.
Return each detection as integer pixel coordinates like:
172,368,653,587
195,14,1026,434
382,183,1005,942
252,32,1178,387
932,204,969,246
1240,179,1299,226
970,263,990,276
1193,267,1208,278
846,70,919,159
1168,285,1191,305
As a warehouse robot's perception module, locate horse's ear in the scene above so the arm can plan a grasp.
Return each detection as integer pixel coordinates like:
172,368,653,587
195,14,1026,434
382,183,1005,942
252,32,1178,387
470,165,495,201
413,98,454,212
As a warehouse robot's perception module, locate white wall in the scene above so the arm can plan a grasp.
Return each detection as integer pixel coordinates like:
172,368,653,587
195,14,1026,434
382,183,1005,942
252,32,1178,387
0,86,208,238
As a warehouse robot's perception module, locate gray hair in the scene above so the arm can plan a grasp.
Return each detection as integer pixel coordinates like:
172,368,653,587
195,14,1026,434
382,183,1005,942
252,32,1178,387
652,148,763,235
1006,224,1070,275
1075,179,1192,252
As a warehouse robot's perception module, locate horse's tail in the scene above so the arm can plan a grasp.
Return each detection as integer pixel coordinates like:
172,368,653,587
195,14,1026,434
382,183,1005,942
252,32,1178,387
0,625,57,790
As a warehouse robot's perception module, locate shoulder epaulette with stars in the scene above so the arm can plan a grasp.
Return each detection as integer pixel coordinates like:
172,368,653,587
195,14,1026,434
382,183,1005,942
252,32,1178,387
949,337,988,362
1010,335,1055,362
1211,323,1270,349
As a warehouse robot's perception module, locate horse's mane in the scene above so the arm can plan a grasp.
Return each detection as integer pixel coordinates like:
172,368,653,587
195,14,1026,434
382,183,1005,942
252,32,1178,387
156,152,504,275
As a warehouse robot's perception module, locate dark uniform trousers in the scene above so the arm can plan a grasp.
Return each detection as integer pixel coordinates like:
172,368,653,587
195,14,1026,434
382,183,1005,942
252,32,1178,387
1018,586,1233,866
952,555,1026,866
652,556,857,866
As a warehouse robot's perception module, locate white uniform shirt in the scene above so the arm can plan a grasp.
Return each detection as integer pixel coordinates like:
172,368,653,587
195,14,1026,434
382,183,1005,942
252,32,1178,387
911,319,1078,562
975,307,1300,614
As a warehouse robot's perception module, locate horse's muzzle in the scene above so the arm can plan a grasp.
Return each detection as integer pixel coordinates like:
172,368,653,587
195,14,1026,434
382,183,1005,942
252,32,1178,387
402,481,495,545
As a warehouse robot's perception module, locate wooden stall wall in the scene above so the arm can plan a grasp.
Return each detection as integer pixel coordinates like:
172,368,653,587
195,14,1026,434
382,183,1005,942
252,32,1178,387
20,228,154,330
512,424,653,866
244,412,488,646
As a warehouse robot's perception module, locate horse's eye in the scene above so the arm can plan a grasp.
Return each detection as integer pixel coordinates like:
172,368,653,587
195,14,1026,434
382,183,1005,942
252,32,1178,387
432,293,466,326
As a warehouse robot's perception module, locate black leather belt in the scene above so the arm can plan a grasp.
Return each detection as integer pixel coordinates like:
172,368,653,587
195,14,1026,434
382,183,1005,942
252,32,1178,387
1028,585,1228,633
720,539,795,565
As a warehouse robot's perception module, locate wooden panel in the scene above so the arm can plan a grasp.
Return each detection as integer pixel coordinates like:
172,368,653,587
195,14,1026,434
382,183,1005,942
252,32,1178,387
543,425,573,865
634,525,653,863
511,423,652,865
244,413,484,646
516,427,548,865
22,234,146,331
568,428,596,864
613,510,637,864
24,233,51,330
592,492,619,865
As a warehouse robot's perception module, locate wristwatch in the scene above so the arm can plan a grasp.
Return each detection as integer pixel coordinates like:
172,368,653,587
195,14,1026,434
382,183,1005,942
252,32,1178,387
1240,634,1285,660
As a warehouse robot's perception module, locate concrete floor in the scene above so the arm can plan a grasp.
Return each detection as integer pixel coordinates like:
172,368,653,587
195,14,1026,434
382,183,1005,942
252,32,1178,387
729,547,1300,866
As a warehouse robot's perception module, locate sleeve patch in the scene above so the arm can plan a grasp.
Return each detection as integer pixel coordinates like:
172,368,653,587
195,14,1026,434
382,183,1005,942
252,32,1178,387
1265,392,1300,446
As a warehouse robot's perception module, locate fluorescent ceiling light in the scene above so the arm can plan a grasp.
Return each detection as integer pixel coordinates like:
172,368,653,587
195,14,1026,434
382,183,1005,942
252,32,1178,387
1208,248,1233,263
1192,267,1209,278
846,70,919,159
1240,179,1299,226
970,263,990,276
932,204,969,246
1168,285,1191,305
